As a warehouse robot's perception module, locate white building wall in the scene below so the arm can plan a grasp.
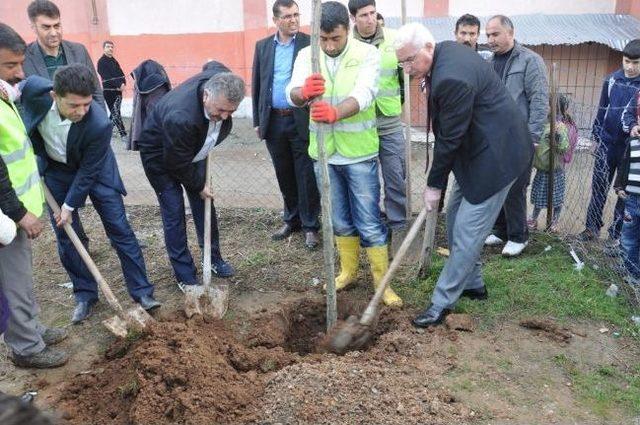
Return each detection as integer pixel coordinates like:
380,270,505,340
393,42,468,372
107,0,244,35
449,0,616,17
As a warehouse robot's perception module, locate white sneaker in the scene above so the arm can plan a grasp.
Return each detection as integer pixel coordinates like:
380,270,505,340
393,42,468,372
485,234,504,246
501,240,528,257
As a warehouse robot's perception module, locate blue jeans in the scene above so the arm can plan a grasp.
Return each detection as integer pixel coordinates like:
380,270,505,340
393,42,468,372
315,159,387,247
45,172,153,303
155,179,222,285
585,144,625,239
621,193,640,278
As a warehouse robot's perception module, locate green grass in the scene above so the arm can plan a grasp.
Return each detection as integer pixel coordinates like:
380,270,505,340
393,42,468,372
553,354,640,416
393,233,640,419
395,233,637,336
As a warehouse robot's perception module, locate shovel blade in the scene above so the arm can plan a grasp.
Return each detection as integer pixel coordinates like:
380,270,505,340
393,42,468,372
126,305,155,330
102,316,128,338
184,285,204,318
201,284,229,319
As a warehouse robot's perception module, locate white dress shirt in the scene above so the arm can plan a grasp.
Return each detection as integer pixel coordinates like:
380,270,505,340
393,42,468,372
192,110,222,163
37,101,75,211
37,101,71,165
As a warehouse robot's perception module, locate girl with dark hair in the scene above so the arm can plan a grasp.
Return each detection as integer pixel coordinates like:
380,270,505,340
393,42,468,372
528,93,578,230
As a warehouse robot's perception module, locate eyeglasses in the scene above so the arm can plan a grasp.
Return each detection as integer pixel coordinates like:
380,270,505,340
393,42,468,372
278,13,300,21
398,55,416,68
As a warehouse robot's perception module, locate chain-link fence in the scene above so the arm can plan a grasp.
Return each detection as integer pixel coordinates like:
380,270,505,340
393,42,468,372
104,43,639,307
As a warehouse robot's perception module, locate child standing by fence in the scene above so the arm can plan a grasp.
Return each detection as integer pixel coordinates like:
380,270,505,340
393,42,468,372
528,94,578,230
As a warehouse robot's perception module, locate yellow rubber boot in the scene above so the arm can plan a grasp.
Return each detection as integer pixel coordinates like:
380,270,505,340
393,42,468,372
365,245,403,308
327,236,360,291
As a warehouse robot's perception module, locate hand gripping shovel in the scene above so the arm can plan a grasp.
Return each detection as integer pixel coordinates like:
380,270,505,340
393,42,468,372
328,208,436,354
184,151,229,319
43,183,153,337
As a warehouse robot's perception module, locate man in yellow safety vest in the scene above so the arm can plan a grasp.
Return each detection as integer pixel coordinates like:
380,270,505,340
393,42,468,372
0,23,68,369
349,0,408,240
287,1,402,307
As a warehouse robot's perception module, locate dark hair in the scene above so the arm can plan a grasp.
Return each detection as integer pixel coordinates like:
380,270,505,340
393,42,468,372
321,1,350,33
347,0,375,16
623,39,640,60
0,393,55,425
272,0,297,17
0,23,27,54
376,12,384,21
53,64,96,97
556,93,574,125
488,14,514,31
455,14,480,33
102,40,114,48
27,0,60,22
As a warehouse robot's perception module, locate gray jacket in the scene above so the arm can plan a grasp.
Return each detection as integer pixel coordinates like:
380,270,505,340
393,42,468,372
23,40,105,110
495,41,549,143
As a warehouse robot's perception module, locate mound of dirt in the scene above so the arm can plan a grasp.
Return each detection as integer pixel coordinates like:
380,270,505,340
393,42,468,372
54,298,474,425
56,317,299,425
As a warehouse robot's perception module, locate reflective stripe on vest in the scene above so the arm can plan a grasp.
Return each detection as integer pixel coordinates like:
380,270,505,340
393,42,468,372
376,28,402,117
0,100,44,217
306,40,379,159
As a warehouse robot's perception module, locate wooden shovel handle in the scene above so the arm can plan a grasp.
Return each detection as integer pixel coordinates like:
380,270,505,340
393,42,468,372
42,183,124,314
202,152,213,289
360,208,431,326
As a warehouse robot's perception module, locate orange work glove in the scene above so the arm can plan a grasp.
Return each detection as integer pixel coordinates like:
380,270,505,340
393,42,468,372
301,73,325,101
310,101,338,124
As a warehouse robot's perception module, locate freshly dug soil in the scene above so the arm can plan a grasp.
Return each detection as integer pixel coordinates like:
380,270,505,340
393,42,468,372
56,315,300,425
54,297,474,425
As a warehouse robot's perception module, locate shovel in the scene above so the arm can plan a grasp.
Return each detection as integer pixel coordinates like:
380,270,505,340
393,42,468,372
328,208,436,354
417,207,438,278
43,184,153,338
184,151,229,319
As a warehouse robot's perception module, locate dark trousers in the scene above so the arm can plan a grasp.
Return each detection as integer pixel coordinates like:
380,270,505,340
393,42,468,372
265,114,320,231
155,178,222,285
585,145,625,239
45,172,153,303
493,163,532,243
104,90,127,137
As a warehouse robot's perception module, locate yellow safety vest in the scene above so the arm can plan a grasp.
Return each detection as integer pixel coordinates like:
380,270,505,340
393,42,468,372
0,99,44,217
376,27,402,116
303,39,379,159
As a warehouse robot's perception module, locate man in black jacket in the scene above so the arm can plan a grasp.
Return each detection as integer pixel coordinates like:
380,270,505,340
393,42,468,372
252,0,320,249
97,40,127,141
138,63,245,288
394,23,533,326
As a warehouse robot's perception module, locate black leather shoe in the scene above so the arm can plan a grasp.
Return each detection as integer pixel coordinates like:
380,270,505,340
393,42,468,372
71,301,95,324
304,231,319,249
461,286,488,300
138,295,161,311
271,223,300,241
412,304,451,328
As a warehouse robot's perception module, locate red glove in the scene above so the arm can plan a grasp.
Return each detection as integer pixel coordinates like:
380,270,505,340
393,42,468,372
301,73,325,100
310,101,338,124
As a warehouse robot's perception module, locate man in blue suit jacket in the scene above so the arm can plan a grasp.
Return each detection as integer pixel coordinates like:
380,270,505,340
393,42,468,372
20,64,160,324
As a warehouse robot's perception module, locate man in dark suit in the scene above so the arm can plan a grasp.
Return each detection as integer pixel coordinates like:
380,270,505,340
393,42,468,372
138,63,245,289
20,64,159,324
394,23,533,326
23,0,104,109
252,0,320,249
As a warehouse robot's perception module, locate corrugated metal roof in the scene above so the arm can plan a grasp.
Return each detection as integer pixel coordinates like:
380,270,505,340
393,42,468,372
384,14,640,51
